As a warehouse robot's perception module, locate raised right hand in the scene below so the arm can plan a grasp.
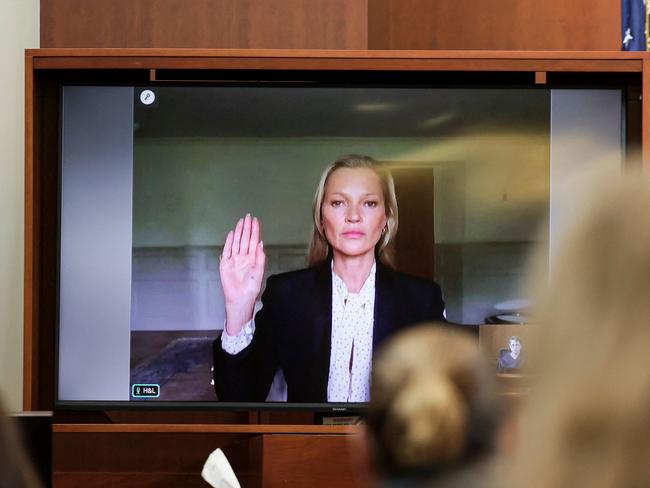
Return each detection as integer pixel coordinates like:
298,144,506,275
219,214,266,335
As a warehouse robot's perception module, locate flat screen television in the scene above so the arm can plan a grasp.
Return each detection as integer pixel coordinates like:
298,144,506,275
55,79,625,410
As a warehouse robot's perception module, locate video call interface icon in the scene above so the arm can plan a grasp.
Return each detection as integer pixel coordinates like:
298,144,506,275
132,383,160,398
139,89,156,105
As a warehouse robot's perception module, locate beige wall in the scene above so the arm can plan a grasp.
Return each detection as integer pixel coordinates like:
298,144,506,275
0,0,39,412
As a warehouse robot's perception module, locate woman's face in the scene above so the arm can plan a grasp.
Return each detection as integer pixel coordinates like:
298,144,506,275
321,167,388,262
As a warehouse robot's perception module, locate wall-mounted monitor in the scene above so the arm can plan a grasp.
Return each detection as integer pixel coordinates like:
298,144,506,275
56,80,624,409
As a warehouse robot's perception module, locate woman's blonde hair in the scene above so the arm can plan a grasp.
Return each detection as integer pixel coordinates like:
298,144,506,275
508,174,650,487
307,154,398,267
367,323,501,475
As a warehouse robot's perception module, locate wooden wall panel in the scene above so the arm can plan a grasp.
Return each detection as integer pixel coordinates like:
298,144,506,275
367,0,390,50
41,1,622,51
52,431,368,488
53,431,249,488
53,432,240,472
369,0,620,51
251,434,373,488
40,0,367,49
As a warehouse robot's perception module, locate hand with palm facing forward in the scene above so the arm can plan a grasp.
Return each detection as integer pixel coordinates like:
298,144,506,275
219,214,266,336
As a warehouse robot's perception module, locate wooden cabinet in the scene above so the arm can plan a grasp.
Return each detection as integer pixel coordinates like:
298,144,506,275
52,423,370,488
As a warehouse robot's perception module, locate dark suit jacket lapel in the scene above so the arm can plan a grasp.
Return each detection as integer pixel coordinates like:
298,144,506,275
373,261,398,350
311,259,333,398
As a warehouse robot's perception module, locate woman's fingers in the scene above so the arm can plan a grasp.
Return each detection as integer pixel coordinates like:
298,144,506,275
222,230,234,259
240,214,251,255
223,214,259,259
249,217,260,255
232,217,243,254
255,240,266,270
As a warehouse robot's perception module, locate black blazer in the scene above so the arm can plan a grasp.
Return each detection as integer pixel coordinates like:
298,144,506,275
213,260,445,403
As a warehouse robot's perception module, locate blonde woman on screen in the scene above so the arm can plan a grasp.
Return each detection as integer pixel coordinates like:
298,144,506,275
505,175,650,488
213,155,446,403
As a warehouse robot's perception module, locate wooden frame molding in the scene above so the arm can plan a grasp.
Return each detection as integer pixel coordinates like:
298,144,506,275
28,48,645,71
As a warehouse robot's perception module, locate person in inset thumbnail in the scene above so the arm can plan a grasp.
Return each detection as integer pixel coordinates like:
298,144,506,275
497,336,525,372
213,154,446,403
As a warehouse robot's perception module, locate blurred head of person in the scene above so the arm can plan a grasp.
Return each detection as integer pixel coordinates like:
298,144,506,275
365,323,502,485
508,174,650,487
